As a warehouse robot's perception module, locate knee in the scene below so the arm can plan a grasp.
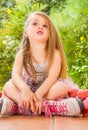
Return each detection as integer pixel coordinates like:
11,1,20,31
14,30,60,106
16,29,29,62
46,81,68,100
3,82,9,93
3,79,12,93
57,81,68,95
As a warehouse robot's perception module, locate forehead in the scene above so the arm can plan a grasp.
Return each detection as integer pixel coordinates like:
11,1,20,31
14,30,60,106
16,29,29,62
30,14,49,23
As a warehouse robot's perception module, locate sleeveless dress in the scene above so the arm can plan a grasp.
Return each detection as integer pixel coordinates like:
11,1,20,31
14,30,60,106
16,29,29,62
22,63,48,92
22,63,79,93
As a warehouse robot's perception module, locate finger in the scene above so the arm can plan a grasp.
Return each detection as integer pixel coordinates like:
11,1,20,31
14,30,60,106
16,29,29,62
34,105,38,115
26,102,30,110
22,101,26,107
39,105,42,115
30,99,35,113
34,96,38,102
35,104,39,115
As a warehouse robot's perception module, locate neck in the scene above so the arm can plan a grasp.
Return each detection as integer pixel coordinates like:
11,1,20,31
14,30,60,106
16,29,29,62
30,41,46,51
30,42,48,64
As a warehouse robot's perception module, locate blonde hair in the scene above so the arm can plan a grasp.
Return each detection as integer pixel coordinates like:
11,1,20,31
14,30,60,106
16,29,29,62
21,11,67,83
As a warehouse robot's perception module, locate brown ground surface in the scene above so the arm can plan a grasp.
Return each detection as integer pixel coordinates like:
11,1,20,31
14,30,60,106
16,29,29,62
0,115,88,130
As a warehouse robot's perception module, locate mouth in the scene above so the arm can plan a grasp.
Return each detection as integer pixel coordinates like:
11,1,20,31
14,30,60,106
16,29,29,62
37,30,43,35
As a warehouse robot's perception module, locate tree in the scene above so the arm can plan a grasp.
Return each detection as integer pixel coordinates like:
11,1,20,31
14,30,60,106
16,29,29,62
50,0,88,88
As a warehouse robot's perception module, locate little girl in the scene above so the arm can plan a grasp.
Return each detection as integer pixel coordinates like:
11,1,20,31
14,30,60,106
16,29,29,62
0,11,86,117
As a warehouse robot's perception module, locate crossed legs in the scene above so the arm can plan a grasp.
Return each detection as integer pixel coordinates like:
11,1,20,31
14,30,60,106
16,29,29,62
3,79,68,102
1,80,85,117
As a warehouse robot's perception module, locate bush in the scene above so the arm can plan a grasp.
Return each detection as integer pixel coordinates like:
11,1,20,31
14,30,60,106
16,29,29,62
50,0,88,88
0,0,88,89
0,0,41,89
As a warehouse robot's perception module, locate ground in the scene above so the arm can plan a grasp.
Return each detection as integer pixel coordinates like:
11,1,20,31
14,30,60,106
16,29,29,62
0,115,88,130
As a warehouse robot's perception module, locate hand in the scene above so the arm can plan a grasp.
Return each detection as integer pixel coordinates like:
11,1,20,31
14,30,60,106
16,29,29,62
35,92,43,115
20,86,37,113
35,99,42,115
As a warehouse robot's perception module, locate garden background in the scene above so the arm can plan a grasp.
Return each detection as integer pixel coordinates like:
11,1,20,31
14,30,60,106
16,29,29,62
0,0,88,90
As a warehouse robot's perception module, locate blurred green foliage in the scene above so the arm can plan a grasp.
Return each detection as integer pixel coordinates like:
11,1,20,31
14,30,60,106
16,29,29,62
0,0,88,89
50,0,88,88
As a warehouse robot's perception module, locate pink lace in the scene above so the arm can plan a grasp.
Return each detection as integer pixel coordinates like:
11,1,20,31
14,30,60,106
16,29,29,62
44,100,70,117
11,103,18,114
18,105,34,116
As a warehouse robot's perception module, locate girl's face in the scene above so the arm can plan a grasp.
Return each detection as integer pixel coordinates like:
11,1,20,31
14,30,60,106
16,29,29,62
25,14,49,44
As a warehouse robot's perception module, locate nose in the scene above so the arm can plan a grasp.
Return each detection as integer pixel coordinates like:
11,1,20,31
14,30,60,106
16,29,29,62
38,25,43,29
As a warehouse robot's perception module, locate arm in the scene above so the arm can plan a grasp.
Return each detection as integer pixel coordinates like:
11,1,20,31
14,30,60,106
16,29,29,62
35,50,61,99
12,50,26,90
12,50,37,111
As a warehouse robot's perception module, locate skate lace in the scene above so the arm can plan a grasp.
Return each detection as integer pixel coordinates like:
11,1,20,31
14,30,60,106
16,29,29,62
44,101,70,117
11,103,18,113
18,105,34,116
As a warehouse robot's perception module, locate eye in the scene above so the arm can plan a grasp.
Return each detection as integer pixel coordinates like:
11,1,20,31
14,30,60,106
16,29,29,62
32,22,38,26
43,24,48,28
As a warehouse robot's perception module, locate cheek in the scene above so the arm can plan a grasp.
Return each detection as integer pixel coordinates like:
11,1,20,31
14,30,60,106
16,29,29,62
26,28,32,36
46,31,49,39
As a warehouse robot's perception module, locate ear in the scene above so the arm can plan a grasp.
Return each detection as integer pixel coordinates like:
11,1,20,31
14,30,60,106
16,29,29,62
24,30,28,37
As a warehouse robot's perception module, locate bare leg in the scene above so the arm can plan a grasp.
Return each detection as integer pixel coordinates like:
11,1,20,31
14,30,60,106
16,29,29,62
43,81,84,117
45,81,68,100
3,79,20,104
0,80,20,116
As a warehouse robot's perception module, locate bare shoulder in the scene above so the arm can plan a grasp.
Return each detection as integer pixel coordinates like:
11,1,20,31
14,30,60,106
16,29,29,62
51,49,61,67
16,49,23,56
15,49,23,61
54,49,61,60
